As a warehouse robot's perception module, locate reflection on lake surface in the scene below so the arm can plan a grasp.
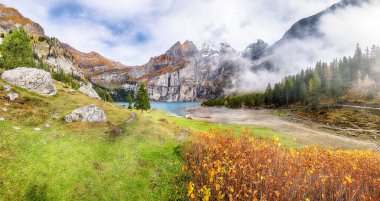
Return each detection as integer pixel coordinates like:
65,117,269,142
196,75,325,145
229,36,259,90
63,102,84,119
115,101,201,116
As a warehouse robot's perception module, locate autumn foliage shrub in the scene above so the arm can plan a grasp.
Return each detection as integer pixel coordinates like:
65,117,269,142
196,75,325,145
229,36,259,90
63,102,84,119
182,129,380,201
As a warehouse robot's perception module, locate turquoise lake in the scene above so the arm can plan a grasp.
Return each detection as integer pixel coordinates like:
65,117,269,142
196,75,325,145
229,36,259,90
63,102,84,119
115,101,201,116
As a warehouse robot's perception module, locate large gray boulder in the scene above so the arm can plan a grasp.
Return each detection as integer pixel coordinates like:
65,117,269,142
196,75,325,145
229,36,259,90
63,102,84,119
65,105,107,123
1,67,57,95
78,83,101,100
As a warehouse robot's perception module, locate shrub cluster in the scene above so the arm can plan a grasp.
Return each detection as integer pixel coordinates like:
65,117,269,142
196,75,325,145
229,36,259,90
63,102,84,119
183,130,380,201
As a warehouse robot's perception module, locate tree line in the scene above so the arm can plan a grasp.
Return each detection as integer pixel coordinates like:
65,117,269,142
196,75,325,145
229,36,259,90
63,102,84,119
202,44,380,109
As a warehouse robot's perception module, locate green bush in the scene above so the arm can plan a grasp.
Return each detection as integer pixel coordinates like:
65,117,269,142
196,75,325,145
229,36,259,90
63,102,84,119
51,69,80,90
25,183,48,201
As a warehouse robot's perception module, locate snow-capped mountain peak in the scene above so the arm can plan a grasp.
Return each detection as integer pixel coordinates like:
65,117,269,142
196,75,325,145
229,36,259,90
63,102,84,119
200,41,236,58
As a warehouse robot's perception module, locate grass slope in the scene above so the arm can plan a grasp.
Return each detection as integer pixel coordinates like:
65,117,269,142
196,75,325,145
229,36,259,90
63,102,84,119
0,78,289,200
0,80,184,200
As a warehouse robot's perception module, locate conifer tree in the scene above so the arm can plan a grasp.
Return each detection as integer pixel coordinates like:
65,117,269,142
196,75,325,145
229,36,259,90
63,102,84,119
299,82,307,105
1,28,35,69
264,84,273,105
127,93,133,109
134,84,150,112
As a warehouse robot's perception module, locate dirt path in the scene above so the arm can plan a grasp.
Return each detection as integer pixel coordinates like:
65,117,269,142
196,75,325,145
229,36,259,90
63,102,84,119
340,104,380,110
125,112,137,125
186,107,380,151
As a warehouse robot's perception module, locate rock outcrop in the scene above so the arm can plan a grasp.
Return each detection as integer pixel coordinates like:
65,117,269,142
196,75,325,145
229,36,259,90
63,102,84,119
33,38,84,78
7,92,19,101
1,67,57,95
78,83,101,100
65,105,107,123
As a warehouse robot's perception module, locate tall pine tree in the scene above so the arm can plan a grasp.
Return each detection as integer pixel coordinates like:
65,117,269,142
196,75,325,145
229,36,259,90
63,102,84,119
134,84,150,112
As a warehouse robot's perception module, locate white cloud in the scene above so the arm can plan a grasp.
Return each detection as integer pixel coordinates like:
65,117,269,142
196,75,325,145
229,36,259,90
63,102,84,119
2,0,337,65
235,0,380,92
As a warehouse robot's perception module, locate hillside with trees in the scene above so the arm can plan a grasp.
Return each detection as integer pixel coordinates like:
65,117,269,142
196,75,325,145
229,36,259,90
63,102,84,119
203,45,380,109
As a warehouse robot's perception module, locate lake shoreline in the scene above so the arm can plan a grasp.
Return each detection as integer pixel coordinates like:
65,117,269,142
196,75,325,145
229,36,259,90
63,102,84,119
185,106,380,151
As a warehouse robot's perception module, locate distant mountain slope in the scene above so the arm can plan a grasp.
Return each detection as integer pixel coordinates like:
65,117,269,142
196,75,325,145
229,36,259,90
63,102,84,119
61,44,132,87
0,4,44,35
0,4,83,78
275,0,369,47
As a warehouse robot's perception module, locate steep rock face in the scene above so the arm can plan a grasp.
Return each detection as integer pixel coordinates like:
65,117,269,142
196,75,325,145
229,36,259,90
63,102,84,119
0,4,44,35
91,41,239,102
1,67,57,95
135,41,238,101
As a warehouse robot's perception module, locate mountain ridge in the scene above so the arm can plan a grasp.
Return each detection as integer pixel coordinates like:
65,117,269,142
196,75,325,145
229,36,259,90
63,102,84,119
0,0,370,101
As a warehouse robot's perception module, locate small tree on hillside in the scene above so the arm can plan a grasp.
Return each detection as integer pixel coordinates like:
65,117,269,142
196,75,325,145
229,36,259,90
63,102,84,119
1,28,35,69
134,84,150,112
127,93,133,109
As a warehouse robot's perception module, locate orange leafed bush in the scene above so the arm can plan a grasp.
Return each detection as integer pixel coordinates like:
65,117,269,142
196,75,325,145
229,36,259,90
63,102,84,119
182,129,380,201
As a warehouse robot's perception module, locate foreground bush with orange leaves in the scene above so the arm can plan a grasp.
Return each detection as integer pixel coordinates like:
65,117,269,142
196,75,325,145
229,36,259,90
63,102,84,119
182,130,380,201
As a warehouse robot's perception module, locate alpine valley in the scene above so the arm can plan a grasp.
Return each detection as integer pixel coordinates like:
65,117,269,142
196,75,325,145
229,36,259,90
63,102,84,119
0,0,373,102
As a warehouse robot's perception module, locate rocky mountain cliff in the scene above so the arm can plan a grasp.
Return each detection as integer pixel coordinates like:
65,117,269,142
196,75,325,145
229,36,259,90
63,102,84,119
125,41,239,102
62,39,240,102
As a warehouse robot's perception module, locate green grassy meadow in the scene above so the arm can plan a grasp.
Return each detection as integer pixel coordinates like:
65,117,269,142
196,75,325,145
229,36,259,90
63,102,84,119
0,79,292,200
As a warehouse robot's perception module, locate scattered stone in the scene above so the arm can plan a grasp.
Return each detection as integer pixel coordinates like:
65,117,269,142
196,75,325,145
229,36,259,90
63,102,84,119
0,117,4,121
78,83,101,100
2,108,7,112
7,92,19,101
1,67,57,95
158,118,168,123
53,115,60,120
45,124,51,128
61,83,69,88
3,85,11,91
65,105,107,123
184,114,193,119
13,126,21,130
34,127,41,131
4,103,10,106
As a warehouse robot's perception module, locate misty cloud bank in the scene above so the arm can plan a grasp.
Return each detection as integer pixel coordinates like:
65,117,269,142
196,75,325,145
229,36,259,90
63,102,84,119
234,0,380,93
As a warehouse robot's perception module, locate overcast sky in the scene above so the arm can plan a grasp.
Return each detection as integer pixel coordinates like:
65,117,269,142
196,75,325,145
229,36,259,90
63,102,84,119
2,0,338,65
